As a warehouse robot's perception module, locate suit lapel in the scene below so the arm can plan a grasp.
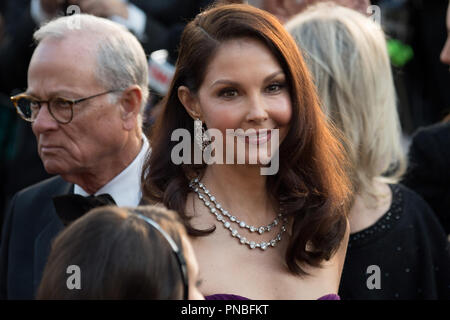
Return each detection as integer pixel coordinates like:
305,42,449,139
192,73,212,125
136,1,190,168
33,179,72,295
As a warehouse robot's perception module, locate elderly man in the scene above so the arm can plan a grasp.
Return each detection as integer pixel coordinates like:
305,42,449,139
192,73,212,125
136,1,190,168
0,14,150,299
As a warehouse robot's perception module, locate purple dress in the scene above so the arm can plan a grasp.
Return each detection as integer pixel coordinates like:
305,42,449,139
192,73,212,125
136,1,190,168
205,293,340,300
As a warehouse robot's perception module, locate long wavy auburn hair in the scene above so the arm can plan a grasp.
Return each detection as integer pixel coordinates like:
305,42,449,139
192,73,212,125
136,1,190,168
141,3,353,275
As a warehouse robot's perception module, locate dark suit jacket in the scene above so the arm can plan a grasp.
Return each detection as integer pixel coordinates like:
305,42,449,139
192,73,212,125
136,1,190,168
402,122,450,234
0,176,71,299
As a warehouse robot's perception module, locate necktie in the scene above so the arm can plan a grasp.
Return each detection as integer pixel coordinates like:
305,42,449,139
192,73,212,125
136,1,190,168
53,193,117,226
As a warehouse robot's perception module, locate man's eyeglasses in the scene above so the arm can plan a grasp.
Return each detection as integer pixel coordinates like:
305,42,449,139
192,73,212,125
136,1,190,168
10,89,121,124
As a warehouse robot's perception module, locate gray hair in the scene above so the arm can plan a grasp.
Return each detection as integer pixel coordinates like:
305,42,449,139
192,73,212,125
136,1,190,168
286,4,407,207
33,14,149,127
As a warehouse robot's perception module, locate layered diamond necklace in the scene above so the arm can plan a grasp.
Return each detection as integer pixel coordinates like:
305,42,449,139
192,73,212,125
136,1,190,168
189,178,288,251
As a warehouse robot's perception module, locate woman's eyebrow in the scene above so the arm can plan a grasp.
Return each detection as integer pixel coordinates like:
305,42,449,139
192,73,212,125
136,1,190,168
264,70,284,81
209,70,284,89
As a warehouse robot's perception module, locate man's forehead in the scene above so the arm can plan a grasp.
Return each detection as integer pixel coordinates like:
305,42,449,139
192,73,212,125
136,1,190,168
28,34,102,94
29,36,98,77
34,33,97,58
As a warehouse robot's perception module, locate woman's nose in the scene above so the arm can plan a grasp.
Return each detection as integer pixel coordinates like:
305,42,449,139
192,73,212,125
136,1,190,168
245,94,269,123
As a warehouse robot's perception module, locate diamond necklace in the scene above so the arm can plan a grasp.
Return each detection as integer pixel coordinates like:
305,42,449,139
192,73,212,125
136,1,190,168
189,178,288,251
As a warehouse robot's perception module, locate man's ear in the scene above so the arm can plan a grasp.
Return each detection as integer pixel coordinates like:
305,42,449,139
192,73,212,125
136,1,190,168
119,85,142,131
178,86,202,120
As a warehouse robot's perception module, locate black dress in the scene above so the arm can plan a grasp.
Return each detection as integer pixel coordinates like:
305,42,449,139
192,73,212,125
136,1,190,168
402,122,450,234
339,184,450,299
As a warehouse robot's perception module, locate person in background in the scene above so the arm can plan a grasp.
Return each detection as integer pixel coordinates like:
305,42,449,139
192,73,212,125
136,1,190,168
287,3,450,299
402,1,450,236
402,117,450,236
0,14,150,299
397,0,450,130
37,205,204,300
248,0,371,22
142,3,352,300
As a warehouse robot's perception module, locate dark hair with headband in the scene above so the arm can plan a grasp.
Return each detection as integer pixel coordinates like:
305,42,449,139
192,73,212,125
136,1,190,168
36,206,189,299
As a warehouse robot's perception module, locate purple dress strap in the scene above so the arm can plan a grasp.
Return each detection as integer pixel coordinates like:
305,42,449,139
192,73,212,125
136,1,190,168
205,294,250,300
205,293,340,300
317,294,340,300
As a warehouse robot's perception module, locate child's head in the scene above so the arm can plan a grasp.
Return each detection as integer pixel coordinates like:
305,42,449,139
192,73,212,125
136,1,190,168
36,205,203,300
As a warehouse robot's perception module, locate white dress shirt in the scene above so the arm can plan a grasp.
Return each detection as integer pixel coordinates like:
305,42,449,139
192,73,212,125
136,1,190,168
74,136,150,207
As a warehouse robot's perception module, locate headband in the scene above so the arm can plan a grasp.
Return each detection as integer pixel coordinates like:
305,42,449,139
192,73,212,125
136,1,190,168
134,212,189,300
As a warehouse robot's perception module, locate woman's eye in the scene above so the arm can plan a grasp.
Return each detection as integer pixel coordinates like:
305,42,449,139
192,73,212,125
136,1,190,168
218,88,238,98
266,83,285,93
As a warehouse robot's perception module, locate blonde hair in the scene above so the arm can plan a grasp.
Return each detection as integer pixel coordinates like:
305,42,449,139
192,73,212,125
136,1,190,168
286,3,407,207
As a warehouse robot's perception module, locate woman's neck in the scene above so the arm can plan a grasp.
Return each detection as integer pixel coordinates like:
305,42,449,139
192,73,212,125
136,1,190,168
348,179,392,234
200,164,277,226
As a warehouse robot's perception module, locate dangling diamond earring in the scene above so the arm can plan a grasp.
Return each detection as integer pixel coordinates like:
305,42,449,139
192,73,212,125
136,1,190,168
194,118,210,150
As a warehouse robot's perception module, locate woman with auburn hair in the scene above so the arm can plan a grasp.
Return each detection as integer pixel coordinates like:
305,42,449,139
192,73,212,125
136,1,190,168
36,206,204,300
287,3,450,299
142,3,352,300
